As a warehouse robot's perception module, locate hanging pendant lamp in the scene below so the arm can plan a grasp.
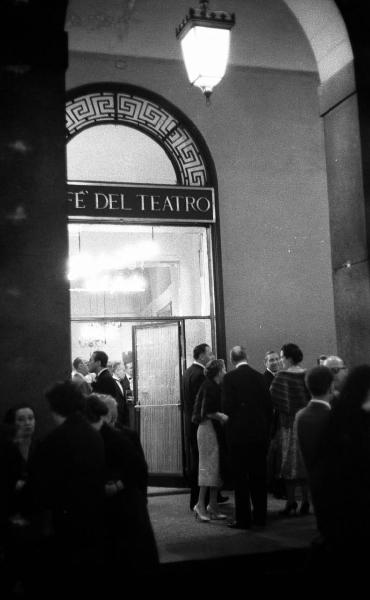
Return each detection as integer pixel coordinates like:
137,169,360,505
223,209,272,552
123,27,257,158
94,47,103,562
176,0,235,103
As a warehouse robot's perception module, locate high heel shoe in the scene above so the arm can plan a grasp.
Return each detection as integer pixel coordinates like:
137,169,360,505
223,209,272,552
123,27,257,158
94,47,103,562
278,501,298,517
299,501,310,516
206,505,227,520
193,505,210,522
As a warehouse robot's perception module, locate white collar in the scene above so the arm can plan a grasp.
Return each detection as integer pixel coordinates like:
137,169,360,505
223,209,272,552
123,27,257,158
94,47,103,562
310,398,331,409
236,361,248,368
193,361,205,368
98,367,109,376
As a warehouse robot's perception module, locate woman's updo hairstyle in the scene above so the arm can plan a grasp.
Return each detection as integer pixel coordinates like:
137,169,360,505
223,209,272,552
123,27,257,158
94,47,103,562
281,343,303,365
205,358,225,380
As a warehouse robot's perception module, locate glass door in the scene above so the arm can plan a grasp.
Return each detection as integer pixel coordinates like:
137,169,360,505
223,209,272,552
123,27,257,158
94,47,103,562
133,321,183,477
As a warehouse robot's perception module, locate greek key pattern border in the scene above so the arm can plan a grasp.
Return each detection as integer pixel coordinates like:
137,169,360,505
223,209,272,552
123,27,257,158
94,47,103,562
66,91,208,186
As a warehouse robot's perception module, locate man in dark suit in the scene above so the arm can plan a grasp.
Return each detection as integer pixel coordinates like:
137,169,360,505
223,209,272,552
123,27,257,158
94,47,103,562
183,342,213,510
263,350,280,389
89,350,119,400
71,356,92,395
112,361,131,427
263,350,284,498
223,345,272,529
295,365,334,530
27,381,106,596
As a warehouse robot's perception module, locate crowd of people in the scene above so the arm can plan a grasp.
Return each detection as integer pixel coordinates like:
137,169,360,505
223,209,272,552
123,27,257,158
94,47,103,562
0,370,158,598
1,340,369,592
183,341,370,582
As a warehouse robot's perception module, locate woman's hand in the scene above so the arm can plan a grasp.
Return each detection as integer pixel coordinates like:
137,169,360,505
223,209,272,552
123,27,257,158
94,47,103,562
207,412,229,423
15,479,26,492
105,480,125,496
217,412,229,424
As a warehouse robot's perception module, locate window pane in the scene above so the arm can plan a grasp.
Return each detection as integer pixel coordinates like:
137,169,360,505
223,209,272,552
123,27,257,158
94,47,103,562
67,124,176,184
68,224,211,318
184,319,213,367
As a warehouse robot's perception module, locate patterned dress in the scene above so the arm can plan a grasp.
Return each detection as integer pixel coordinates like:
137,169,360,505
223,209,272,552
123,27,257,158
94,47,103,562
270,370,310,481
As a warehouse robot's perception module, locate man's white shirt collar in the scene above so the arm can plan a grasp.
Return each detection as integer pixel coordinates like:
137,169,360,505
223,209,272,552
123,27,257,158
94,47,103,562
113,376,123,393
236,361,248,368
193,361,205,368
98,367,109,376
310,398,331,409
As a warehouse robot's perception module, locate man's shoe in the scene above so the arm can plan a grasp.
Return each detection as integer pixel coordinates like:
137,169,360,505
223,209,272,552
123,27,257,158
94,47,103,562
227,521,251,530
217,493,229,504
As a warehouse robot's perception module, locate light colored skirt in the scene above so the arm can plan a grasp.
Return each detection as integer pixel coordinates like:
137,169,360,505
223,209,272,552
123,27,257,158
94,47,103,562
197,419,222,488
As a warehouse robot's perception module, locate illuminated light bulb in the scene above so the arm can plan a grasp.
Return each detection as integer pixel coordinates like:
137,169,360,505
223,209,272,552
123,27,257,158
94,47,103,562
176,1,235,101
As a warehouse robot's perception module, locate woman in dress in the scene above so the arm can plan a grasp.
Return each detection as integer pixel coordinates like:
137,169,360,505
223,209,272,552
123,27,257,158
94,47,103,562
1,404,37,525
192,358,229,522
270,343,310,516
0,404,37,595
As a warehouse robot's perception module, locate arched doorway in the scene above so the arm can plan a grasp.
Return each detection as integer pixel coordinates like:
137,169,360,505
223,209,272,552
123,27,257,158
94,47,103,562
66,83,223,484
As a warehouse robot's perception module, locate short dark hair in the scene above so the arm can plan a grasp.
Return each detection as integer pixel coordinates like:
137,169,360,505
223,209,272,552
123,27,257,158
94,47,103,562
92,351,108,368
45,380,86,417
281,343,303,365
72,357,84,370
205,359,225,380
230,346,247,363
3,404,36,426
193,344,210,360
305,366,333,397
84,394,109,424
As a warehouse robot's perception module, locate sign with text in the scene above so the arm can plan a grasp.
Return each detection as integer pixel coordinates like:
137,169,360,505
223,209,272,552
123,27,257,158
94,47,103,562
67,182,215,223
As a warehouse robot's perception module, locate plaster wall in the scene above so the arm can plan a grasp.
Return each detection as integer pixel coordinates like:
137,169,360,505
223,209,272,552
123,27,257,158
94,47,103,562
67,52,337,370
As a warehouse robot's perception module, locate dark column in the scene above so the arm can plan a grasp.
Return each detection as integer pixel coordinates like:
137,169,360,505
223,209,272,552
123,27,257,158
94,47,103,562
0,1,70,433
318,2,370,365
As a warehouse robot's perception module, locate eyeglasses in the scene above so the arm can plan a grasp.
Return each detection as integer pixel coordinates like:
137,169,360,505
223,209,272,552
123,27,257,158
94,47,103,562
331,366,347,374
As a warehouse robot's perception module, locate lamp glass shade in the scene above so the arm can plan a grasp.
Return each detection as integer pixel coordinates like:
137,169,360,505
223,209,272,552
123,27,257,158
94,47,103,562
180,25,230,93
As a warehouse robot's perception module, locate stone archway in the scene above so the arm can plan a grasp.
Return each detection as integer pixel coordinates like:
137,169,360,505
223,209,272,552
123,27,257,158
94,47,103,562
283,0,353,85
65,83,214,187
283,0,370,364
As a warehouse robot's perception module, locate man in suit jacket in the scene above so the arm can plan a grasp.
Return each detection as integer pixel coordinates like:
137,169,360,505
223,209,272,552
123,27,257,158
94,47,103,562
27,381,106,596
223,346,272,529
295,365,334,531
322,355,348,400
182,343,213,510
89,350,120,400
263,350,280,389
111,361,131,427
71,356,92,395
263,350,284,498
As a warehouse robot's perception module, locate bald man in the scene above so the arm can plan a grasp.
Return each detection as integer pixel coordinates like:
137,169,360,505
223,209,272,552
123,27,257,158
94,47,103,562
222,346,272,529
323,355,348,398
